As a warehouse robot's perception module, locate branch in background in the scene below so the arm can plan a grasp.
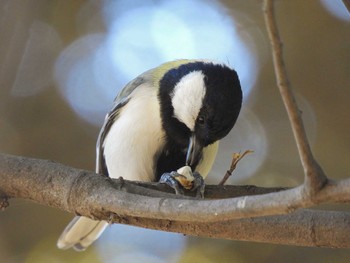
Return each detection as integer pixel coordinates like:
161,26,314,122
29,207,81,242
342,0,350,14
263,0,327,193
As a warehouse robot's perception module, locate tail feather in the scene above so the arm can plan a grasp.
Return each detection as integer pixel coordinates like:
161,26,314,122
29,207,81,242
57,216,108,251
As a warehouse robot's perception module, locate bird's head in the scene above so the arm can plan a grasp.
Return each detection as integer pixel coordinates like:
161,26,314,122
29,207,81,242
158,60,242,168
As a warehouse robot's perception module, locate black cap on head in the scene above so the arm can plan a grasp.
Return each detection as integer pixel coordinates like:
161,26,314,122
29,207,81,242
196,62,242,145
159,61,242,148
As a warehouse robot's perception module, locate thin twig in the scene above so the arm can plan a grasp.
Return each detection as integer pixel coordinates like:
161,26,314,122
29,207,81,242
263,0,328,193
219,150,253,185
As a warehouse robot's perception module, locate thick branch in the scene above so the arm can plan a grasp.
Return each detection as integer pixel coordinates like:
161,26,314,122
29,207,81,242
115,210,350,249
1,153,350,248
263,0,328,192
1,153,295,219
1,153,350,222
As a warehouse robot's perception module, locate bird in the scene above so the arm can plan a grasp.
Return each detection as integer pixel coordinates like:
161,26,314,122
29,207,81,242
57,59,242,251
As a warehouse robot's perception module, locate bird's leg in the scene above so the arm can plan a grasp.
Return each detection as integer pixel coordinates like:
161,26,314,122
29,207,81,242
159,171,185,195
191,172,205,198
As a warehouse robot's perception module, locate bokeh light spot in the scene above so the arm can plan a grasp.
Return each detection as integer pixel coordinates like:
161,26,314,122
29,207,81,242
12,21,62,97
55,0,259,126
320,0,350,22
97,224,186,263
54,34,119,126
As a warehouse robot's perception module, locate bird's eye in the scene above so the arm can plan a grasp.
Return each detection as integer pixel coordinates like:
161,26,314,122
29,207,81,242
197,116,205,125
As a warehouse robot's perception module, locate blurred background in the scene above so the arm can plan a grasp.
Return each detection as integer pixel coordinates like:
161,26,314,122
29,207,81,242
0,0,350,262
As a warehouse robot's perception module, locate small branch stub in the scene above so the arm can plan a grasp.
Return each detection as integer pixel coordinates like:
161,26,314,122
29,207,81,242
219,150,253,185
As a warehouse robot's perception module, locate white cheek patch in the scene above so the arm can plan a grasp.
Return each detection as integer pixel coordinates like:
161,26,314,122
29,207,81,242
171,71,206,131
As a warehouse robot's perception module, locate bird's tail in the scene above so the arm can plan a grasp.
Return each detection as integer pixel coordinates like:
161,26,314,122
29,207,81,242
57,216,108,251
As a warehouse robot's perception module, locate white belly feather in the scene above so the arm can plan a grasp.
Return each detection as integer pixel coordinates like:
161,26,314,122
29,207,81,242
103,84,165,182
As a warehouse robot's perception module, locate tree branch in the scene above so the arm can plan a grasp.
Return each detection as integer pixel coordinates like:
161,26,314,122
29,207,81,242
263,0,328,193
342,0,350,14
1,153,350,248
2,153,350,222
116,210,350,249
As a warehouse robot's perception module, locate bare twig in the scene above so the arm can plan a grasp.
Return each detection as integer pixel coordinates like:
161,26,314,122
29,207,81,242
219,150,253,185
263,0,328,193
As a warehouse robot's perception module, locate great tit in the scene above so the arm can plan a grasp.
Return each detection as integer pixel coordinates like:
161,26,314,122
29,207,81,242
57,59,242,251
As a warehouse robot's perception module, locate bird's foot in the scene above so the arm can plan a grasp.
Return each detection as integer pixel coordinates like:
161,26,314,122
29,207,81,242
159,166,205,198
191,172,205,198
159,171,185,195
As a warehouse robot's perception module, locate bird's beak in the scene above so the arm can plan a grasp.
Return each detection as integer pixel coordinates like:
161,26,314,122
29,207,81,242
186,134,203,168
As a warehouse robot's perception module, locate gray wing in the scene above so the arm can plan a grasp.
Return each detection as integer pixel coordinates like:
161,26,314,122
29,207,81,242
95,70,154,176
114,69,153,104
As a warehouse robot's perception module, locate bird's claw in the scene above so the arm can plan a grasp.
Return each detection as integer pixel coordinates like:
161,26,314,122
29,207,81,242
159,171,185,195
159,170,205,198
191,172,205,198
